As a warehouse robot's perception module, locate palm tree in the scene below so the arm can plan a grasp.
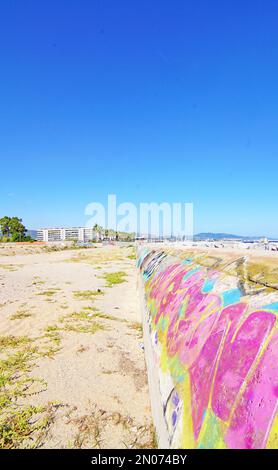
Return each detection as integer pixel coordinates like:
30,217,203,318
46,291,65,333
93,223,103,241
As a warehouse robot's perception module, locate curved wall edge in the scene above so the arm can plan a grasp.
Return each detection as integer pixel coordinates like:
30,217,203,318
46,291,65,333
137,245,278,449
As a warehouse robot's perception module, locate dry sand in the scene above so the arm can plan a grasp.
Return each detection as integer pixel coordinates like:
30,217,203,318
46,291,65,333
0,244,153,449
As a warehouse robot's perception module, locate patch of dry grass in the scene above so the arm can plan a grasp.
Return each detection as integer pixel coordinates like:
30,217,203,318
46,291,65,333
0,264,24,272
0,332,63,448
129,322,143,334
37,289,60,297
0,335,31,351
10,310,32,320
44,308,107,337
67,248,125,266
73,289,103,300
101,271,127,288
68,403,156,449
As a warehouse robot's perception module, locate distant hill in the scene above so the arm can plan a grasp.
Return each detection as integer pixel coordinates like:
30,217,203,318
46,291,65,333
194,233,262,241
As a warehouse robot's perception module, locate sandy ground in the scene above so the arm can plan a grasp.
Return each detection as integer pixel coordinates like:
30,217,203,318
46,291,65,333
0,244,153,449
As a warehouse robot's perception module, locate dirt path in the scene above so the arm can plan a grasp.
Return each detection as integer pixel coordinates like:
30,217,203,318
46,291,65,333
0,245,154,449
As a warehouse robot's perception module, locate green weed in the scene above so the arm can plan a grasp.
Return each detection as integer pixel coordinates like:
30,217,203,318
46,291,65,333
37,289,60,297
73,289,103,300
10,311,32,320
101,271,127,287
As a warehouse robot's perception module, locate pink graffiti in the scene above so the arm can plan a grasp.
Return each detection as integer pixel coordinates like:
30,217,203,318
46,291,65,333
142,250,278,448
226,332,278,448
212,310,276,422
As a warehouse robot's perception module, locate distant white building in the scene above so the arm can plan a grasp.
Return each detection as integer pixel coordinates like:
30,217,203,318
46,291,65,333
36,227,98,243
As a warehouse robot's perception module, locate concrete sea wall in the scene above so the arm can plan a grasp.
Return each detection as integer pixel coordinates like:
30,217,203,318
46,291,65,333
137,245,278,449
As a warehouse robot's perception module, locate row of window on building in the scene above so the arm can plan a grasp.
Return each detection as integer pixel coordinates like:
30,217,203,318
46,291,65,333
36,227,98,242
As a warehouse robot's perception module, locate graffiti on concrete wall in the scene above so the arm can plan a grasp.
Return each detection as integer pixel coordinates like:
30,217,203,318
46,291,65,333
138,248,278,449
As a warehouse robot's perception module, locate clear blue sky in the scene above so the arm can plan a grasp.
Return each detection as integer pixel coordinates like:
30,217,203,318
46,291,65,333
1,0,277,236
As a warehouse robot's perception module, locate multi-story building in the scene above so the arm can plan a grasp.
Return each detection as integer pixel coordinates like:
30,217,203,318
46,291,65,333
36,227,98,243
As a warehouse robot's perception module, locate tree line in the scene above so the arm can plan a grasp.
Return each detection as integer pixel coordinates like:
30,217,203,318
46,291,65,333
0,216,33,242
92,224,135,241
0,218,135,243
